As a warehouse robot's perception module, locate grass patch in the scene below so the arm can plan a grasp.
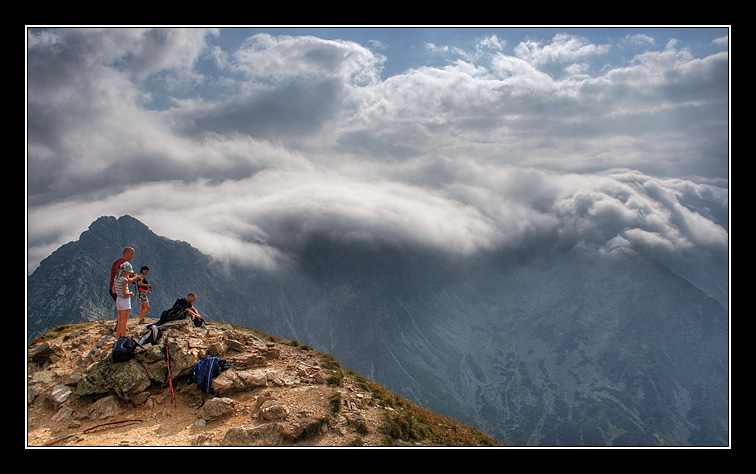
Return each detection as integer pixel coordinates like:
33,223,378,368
349,371,503,447
30,322,92,345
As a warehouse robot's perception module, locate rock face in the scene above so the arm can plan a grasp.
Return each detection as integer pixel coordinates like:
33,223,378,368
27,317,501,447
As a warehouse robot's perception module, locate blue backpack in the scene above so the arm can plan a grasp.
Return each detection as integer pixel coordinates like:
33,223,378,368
112,336,143,362
189,356,230,394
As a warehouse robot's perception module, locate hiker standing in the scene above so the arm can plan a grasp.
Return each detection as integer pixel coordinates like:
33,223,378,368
110,247,135,302
136,266,152,324
114,261,143,338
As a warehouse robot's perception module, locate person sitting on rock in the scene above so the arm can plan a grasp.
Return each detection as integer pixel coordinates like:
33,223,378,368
158,292,205,327
175,292,202,321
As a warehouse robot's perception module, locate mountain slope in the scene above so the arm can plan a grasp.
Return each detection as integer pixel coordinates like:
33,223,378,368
27,215,729,446
240,239,728,446
27,317,501,447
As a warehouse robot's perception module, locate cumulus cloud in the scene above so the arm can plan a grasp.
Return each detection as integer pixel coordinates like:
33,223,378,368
26,28,729,279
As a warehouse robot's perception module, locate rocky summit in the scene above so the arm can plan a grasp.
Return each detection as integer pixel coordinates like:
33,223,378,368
27,316,501,447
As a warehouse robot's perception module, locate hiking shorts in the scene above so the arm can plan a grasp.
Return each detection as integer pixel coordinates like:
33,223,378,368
138,292,149,304
116,296,131,311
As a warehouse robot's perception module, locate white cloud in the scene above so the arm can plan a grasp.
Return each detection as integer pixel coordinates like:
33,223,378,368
232,33,384,86
477,34,506,52
514,33,611,66
26,28,729,277
713,35,729,48
622,33,655,49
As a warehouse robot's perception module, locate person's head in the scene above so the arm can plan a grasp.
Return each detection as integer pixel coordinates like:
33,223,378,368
140,266,149,275
122,247,135,261
118,261,133,278
187,292,197,303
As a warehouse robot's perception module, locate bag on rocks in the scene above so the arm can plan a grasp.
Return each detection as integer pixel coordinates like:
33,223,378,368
189,356,231,394
138,324,162,346
112,336,141,362
156,306,187,326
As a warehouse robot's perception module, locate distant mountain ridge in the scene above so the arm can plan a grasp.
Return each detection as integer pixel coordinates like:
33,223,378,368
27,215,729,446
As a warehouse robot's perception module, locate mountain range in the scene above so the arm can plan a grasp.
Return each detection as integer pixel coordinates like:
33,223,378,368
26,215,729,446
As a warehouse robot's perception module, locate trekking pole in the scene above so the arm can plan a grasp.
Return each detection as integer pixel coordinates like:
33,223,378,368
164,343,177,408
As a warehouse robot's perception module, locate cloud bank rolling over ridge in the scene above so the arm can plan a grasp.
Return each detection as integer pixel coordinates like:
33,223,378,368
26,27,729,289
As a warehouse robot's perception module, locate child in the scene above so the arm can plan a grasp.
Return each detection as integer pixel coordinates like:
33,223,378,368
114,261,143,338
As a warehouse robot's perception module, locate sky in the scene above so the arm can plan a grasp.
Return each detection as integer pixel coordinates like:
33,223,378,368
26,26,730,280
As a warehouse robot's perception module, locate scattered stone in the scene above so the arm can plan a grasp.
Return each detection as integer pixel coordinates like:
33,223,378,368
191,432,214,446
29,342,63,365
236,368,268,388
220,423,283,446
260,399,289,420
130,392,151,406
224,339,246,352
199,397,236,420
28,385,41,405
52,406,74,422
87,394,123,420
31,370,55,384
50,384,73,405
212,369,246,395
226,352,268,369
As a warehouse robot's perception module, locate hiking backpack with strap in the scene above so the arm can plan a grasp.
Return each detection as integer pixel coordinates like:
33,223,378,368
112,336,141,362
138,324,162,346
156,306,188,326
189,356,231,394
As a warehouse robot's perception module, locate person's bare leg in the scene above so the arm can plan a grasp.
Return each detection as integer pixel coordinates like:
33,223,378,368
116,310,129,337
139,302,149,323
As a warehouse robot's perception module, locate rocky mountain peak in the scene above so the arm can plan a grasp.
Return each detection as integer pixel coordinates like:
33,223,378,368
27,316,501,447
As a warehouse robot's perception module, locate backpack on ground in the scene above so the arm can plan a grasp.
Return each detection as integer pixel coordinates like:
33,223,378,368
112,336,143,362
188,356,231,394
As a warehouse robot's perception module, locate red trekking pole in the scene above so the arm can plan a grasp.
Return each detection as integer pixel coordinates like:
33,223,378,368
164,344,177,408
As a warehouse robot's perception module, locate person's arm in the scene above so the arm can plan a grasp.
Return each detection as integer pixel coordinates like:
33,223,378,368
122,279,134,297
187,305,201,319
127,274,143,284
110,263,118,293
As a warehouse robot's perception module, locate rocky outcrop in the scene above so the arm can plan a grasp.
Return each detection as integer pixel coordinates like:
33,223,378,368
27,317,392,447
72,318,282,402
28,316,502,447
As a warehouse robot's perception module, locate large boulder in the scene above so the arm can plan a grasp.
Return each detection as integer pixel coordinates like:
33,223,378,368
76,355,152,401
